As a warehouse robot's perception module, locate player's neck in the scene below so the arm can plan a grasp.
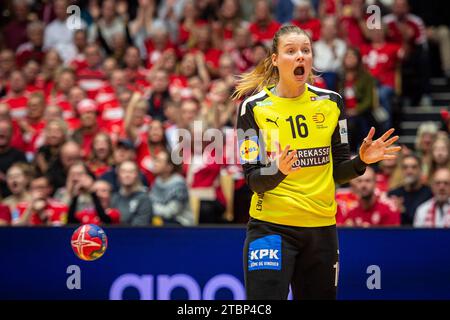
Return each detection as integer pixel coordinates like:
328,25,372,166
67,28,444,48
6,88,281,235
274,82,306,98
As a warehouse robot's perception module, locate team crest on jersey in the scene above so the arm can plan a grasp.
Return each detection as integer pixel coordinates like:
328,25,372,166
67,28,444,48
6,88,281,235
239,136,260,163
312,113,325,123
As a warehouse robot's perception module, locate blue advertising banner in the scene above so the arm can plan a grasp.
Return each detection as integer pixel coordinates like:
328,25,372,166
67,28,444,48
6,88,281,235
0,227,449,300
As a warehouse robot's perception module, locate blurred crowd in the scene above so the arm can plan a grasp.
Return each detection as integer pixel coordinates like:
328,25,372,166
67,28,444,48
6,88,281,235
0,0,448,227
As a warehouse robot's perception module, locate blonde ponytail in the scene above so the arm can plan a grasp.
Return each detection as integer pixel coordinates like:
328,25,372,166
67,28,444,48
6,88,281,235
232,55,278,100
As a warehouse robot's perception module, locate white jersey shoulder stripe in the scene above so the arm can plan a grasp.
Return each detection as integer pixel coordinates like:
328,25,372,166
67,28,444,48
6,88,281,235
240,90,267,116
307,84,342,100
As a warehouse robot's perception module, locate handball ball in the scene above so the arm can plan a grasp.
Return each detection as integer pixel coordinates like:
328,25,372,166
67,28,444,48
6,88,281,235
71,224,108,261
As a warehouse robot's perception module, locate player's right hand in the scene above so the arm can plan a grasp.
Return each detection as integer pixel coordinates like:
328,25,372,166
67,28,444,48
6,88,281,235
275,144,300,175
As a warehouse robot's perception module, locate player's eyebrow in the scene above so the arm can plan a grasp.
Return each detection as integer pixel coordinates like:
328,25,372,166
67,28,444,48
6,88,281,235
283,42,311,47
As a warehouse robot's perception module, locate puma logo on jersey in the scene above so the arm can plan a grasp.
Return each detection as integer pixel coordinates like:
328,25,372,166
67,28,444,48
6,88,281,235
266,117,279,127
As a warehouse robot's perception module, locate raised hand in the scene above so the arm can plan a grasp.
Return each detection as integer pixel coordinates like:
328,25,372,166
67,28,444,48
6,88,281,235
359,127,402,164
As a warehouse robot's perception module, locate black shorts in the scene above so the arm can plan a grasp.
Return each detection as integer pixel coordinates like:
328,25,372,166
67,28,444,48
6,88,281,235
243,218,339,300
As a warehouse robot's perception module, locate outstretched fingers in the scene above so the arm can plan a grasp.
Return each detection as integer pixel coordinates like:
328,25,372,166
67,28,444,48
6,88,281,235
379,128,396,142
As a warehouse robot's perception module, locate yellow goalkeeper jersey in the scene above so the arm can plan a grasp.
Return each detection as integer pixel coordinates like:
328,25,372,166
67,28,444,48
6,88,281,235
236,84,366,227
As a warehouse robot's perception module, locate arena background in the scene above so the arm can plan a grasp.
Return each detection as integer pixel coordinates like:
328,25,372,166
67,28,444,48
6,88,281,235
0,0,449,301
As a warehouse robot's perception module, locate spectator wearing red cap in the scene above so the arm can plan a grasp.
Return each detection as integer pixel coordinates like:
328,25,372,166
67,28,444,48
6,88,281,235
344,167,400,227
72,99,101,159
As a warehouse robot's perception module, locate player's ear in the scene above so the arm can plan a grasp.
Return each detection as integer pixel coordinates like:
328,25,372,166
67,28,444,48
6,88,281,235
271,53,278,67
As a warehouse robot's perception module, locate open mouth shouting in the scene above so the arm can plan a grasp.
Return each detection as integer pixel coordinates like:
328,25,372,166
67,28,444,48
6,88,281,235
294,66,305,76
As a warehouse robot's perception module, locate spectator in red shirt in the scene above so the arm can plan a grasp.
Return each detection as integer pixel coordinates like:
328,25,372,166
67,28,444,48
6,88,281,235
68,29,89,72
214,0,248,49
145,25,176,69
383,0,430,106
87,133,114,178
0,203,11,226
48,68,77,106
1,70,29,120
290,0,321,42
16,21,46,68
72,99,101,159
339,0,370,48
376,158,399,193
67,86,87,126
21,92,47,160
177,0,200,46
228,27,253,73
190,24,223,78
12,175,68,226
336,178,360,225
23,60,41,93
123,46,149,89
76,44,107,99
344,166,401,227
361,26,404,131
136,118,168,187
248,0,281,47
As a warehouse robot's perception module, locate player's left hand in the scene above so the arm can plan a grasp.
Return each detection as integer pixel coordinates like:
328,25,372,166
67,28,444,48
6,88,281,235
359,127,402,164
